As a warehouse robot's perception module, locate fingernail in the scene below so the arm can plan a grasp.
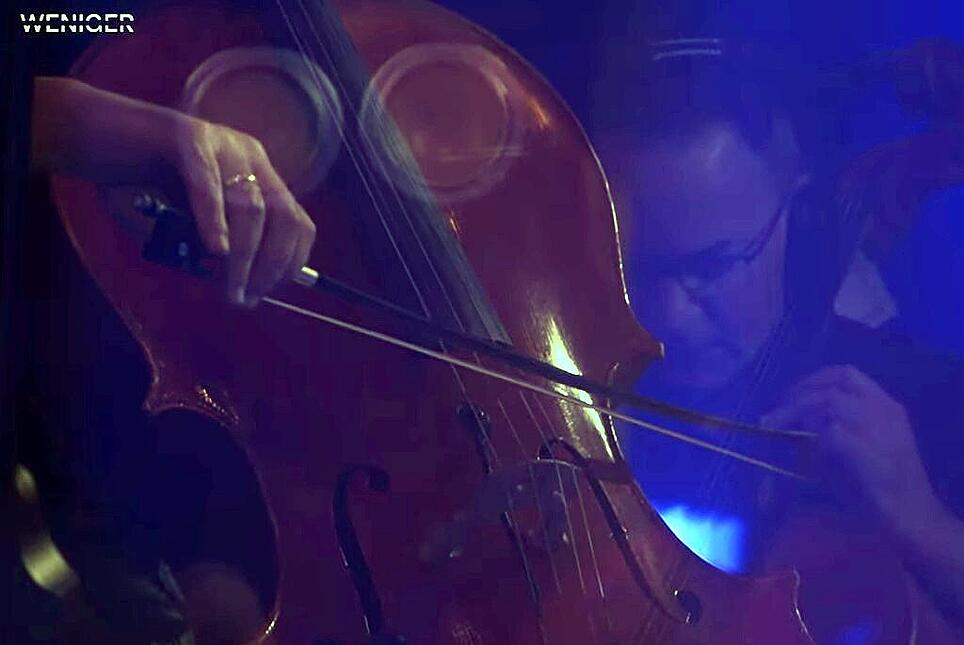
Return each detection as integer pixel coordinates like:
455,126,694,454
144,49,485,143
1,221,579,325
233,287,246,305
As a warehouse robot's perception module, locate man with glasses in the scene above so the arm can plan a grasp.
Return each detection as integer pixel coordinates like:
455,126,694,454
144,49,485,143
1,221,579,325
595,39,964,630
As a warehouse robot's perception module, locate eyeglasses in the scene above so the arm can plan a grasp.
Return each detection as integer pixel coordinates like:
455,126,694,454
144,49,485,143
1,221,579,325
635,191,792,296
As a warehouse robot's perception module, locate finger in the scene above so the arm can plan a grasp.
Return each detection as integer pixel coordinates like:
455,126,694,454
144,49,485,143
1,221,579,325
774,381,844,410
288,204,316,282
761,389,851,431
248,156,315,294
761,401,844,470
222,174,266,305
786,365,875,396
764,395,871,458
760,399,821,433
244,193,300,305
180,132,229,256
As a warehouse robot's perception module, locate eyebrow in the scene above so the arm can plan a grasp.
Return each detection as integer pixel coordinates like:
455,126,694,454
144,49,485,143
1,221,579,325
676,240,744,265
691,241,740,258
640,241,738,270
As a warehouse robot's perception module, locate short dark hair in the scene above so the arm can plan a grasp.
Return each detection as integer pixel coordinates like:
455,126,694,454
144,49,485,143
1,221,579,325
591,38,806,175
639,46,780,149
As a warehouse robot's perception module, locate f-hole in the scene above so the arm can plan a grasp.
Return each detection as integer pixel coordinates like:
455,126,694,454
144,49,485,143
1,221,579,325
332,465,407,643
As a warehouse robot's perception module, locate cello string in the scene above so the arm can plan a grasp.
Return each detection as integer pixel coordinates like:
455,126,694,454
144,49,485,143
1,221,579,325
492,400,557,645
530,394,589,595
291,0,495,340
566,445,610,626
274,0,435,322
280,3,564,635
280,0,522,496
510,391,604,644
287,5,622,630
277,0,521,506
505,394,564,594
531,392,610,629
285,0,533,513
262,295,807,479
282,0,525,487
680,292,793,530
532,394,621,637
521,388,600,612
496,383,591,622
697,309,794,519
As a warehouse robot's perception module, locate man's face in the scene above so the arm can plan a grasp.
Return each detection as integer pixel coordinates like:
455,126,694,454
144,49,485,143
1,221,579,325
619,123,791,389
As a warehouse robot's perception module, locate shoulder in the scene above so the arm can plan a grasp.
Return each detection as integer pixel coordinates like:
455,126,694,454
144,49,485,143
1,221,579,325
821,317,964,386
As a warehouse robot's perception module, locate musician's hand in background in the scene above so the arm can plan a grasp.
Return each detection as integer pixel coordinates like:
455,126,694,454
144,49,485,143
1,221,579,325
31,76,315,306
760,365,941,531
760,365,964,623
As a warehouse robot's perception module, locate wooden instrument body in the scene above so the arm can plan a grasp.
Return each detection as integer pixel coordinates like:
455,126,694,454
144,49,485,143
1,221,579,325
51,1,814,642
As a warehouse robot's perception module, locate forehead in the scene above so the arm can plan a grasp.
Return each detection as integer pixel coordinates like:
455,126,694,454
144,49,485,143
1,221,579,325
620,124,780,256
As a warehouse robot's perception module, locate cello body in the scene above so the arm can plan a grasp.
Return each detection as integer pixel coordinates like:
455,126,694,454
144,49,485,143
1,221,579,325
49,0,816,642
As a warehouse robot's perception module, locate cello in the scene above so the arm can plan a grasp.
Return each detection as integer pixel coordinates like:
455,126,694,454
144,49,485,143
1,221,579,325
43,0,829,642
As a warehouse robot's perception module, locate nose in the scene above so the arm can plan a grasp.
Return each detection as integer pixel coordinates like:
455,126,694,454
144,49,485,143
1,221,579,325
644,277,707,342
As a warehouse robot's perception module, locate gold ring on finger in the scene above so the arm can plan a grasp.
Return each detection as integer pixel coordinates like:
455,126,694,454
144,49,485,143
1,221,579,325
224,173,259,189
